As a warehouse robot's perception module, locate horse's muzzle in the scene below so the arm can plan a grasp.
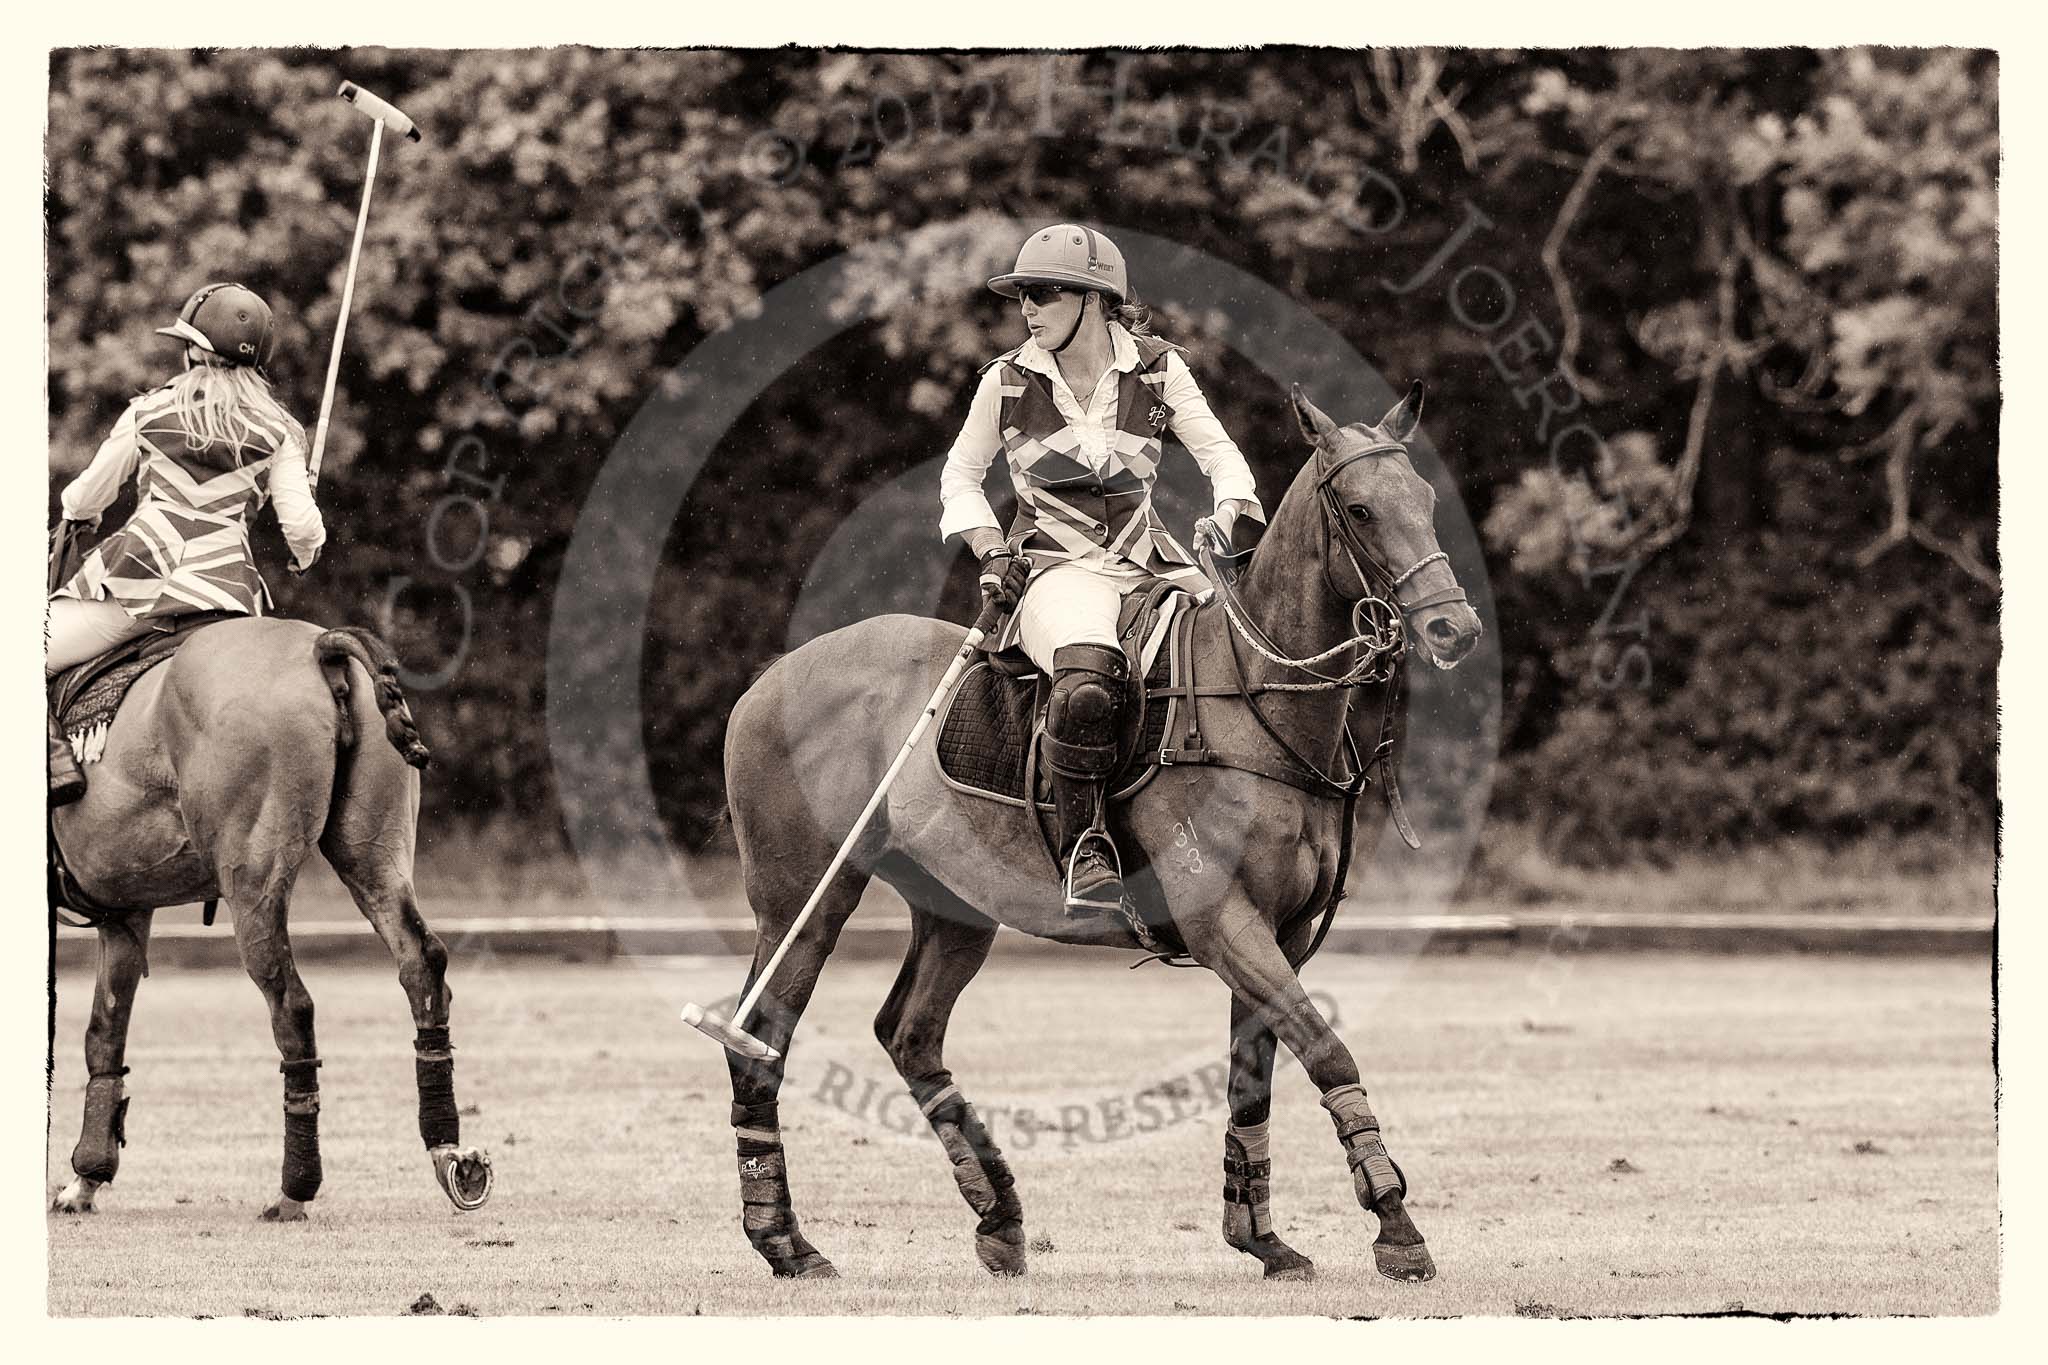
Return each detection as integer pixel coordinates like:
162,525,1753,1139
1417,603,1483,670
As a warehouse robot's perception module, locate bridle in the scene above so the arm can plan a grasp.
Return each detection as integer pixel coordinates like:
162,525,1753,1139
1313,441,1471,621
1189,430,1471,816
1202,436,1469,696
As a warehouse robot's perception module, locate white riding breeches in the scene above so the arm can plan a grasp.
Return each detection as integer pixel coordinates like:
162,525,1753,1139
46,596,153,676
1014,560,1147,675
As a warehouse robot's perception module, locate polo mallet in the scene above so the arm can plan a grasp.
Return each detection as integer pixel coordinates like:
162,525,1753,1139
307,80,422,489
48,519,82,595
683,595,1012,1061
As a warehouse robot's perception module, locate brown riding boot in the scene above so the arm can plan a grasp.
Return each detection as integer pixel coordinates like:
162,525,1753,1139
48,705,86,807
1044,644,1129,918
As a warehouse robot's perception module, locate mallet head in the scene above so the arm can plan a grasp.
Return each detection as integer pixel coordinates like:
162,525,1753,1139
680,1002,781,1062
338,80,423,143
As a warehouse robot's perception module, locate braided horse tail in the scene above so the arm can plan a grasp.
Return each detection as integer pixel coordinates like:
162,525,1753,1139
314,627,432,770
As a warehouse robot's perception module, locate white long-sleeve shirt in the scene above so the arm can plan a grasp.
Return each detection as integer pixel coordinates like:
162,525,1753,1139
939,324,1266,560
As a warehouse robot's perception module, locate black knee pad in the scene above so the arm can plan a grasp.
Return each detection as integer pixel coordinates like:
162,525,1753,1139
1062,679,1115,729
1051,642,1127,687
1047,644,1128,771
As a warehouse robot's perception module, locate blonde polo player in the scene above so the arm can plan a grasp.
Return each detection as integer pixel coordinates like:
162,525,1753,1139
940,224,1266,917
48,283,327,805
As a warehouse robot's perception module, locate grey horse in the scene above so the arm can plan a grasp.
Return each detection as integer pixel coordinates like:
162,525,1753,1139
718,385,1482,1283
50,618,492,1220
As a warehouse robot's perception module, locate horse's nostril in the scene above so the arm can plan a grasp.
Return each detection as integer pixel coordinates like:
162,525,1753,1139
1427,618,1457,643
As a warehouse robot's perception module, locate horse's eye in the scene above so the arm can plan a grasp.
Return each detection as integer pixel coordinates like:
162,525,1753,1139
1348,504,1374,524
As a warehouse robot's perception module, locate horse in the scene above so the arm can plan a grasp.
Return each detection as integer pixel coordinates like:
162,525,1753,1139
717,382,1483,1283
48,617,494,1221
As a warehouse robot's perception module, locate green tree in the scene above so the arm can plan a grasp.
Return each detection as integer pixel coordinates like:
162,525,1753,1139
48,48,1997,863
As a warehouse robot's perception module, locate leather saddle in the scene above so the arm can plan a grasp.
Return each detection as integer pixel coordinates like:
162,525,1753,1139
935,580,1188,809
50,611,238,738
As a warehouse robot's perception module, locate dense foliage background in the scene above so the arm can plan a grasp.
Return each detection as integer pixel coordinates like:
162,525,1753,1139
47,48,1998,868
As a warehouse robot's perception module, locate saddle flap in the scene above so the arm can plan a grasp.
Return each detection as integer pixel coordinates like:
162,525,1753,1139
49,611,238,734
936,621,1179,809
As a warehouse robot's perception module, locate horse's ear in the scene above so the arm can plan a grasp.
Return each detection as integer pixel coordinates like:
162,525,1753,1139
1381,381,1424,442
1291,385,1339,446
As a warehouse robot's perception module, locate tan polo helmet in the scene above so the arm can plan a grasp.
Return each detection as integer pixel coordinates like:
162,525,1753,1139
987,224,1129,305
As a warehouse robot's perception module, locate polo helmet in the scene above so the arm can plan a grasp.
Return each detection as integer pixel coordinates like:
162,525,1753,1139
157,283,275,368
987,224,1129,306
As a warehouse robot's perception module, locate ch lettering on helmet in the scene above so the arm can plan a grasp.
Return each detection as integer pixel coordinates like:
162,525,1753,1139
157,282,276,368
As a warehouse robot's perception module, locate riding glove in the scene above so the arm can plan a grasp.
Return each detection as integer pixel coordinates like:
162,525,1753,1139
978,549,1031,611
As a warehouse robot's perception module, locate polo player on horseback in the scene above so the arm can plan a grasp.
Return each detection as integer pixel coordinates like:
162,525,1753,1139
940,224,1266,917
48,283,326,806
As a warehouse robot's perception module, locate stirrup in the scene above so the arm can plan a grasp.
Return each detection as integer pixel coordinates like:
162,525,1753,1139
1063,831,1125,917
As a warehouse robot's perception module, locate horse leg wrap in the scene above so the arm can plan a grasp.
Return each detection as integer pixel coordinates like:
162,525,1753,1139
1322,1083,1403,1206
923,1090,1022,1234
280,1059,323,1203
71,1068,130,1184
732,1101,825,1274
923,1088,1025,1275
1222,1120,1274,1245
414,1026,460,1149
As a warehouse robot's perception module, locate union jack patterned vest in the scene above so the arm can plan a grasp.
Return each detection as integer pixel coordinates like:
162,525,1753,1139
981,334,1198,578
60,386,303,622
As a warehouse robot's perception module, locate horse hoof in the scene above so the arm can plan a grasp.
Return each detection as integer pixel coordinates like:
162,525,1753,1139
259,1197,309,1223
430,1145,494,1212
976,1226,1028,1277
1373,1240,1436,1282
1231,1231,1314,1281
780,1256,839,1279
51,1187,97,1215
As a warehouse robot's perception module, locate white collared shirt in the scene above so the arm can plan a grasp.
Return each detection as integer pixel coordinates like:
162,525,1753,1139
939,322,1266,550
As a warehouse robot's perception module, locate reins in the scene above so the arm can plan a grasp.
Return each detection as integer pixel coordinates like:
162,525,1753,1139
1126,429,1467,965
1187,431,1465,833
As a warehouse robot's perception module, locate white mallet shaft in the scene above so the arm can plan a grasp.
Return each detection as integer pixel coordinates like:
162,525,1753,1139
307,119,381,488
685,609,1002,1061
309,81,421,487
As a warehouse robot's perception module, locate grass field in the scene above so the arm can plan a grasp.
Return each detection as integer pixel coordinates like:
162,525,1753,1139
46,948,1997,1317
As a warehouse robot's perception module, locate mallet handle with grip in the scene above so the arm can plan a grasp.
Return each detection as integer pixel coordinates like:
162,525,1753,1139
683,596,1011,1061
309,82,422,489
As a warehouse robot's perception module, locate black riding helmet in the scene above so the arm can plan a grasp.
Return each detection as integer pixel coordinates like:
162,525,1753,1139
156,283,276,369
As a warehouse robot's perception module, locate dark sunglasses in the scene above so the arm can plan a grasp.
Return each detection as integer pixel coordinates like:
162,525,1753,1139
1018,283,1069,307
